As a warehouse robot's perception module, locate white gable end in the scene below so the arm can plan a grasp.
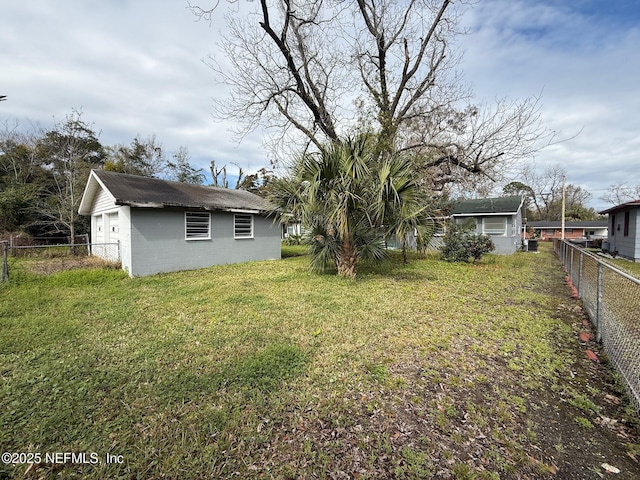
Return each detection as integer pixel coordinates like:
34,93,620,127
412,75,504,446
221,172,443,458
92,187,117,214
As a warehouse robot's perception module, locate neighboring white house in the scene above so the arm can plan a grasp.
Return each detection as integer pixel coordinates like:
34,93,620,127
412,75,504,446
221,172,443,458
78,170,281,277
449,196,526,254
599,199,640,262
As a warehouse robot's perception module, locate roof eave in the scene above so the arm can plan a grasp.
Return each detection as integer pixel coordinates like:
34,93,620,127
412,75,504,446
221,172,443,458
452,211,519,216
119,201,267,215
599,201,640,215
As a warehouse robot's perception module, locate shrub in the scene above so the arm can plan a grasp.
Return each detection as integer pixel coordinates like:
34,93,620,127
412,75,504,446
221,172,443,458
441,221,495,263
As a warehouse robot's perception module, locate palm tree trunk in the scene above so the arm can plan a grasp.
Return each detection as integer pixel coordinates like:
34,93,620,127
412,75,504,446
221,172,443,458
337,239,357,278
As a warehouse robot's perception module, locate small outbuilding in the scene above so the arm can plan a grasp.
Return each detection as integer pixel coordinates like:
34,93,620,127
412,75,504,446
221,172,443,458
79,170,281,277
450,196,525,255
599,199,640,262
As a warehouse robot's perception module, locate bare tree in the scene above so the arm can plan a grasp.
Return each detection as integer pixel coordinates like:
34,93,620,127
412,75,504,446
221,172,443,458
192,0,553,190
210,160,229,187
601,183,640,206
513,164,598,221
36,110,105,243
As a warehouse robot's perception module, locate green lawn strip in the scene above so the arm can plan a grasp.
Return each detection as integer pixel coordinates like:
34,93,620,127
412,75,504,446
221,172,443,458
605,257,640,279
0,245,630,478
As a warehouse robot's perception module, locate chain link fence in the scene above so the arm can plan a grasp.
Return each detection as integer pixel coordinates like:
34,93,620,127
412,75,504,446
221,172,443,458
1,240,120,282
555,240,640,415
8,242,120,263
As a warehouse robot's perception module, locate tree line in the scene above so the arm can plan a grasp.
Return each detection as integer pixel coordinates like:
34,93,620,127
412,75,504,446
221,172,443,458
0,110,215,241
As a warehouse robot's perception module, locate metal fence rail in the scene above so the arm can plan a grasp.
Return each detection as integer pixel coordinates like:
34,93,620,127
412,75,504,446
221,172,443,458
7,242,120,264
555,240,640,414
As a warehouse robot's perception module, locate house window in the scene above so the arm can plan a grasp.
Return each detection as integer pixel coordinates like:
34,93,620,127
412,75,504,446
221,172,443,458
545,229,555,235
565,228,573,234
624,211,630,237
185,212,211,240
483,217,507,236
234,214,254,239
611,214,615,236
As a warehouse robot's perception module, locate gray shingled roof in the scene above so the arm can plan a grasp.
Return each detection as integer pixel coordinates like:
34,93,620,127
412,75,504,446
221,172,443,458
84,170,274,213
451,196,523,215
599,199,640,215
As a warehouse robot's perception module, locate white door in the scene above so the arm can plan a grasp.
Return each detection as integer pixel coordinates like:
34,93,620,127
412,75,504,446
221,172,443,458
105,212,119,261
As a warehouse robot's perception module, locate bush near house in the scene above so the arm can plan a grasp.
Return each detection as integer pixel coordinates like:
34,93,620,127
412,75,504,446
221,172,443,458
441,221,495,263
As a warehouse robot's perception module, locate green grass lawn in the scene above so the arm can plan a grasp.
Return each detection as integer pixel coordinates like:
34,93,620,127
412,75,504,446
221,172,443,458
1,244,638,479
584,247,640,279
603,257,640,279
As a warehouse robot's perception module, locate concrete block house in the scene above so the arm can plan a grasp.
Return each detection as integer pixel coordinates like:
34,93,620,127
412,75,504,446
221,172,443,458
449,196,525,255
599,199,640,262
79,170,281,276
389,195,526,254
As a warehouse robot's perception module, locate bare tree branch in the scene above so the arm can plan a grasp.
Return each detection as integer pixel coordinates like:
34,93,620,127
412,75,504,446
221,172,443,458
194,0,555,191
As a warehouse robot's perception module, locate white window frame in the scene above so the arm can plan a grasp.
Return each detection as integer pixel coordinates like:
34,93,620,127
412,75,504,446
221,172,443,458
234,214,254,239
482,217,507,236
185,212,211,240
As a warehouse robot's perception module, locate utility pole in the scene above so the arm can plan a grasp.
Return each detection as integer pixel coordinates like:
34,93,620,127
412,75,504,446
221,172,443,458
561,175,566,240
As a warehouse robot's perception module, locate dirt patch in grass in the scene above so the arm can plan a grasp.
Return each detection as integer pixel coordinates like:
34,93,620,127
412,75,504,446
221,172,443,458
22,256,120,275
523,302,639,480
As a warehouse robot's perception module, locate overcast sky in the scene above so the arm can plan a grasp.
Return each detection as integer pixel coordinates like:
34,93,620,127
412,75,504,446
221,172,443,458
2,0,638,211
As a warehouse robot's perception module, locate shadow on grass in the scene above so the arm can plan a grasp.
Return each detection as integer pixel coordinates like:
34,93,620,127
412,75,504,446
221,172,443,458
356,250,443,281
281,245,309,258
162,342,311,404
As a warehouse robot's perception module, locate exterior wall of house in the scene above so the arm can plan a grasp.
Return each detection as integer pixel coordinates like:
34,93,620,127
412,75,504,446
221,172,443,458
535,228,585,241
465,214,521,255
586,227,608,239
126,208,281,276
608,207,640,261
391,209,524,256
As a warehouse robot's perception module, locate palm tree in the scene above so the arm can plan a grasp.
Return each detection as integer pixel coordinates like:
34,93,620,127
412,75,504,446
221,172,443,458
270,135,431,278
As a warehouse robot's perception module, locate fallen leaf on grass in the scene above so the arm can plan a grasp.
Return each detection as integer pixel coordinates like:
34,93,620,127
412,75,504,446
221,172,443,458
605,394,621,405
579,332,592,342
601,463,621,474
528,455,558,474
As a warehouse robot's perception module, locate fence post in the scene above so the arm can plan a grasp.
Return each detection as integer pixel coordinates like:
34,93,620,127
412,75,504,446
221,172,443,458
577,249,583,292
567,244,572,279
1,241,8,282
596,262,603,343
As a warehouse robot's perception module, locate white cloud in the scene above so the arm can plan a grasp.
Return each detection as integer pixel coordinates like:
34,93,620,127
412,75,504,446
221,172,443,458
458,0,640,208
